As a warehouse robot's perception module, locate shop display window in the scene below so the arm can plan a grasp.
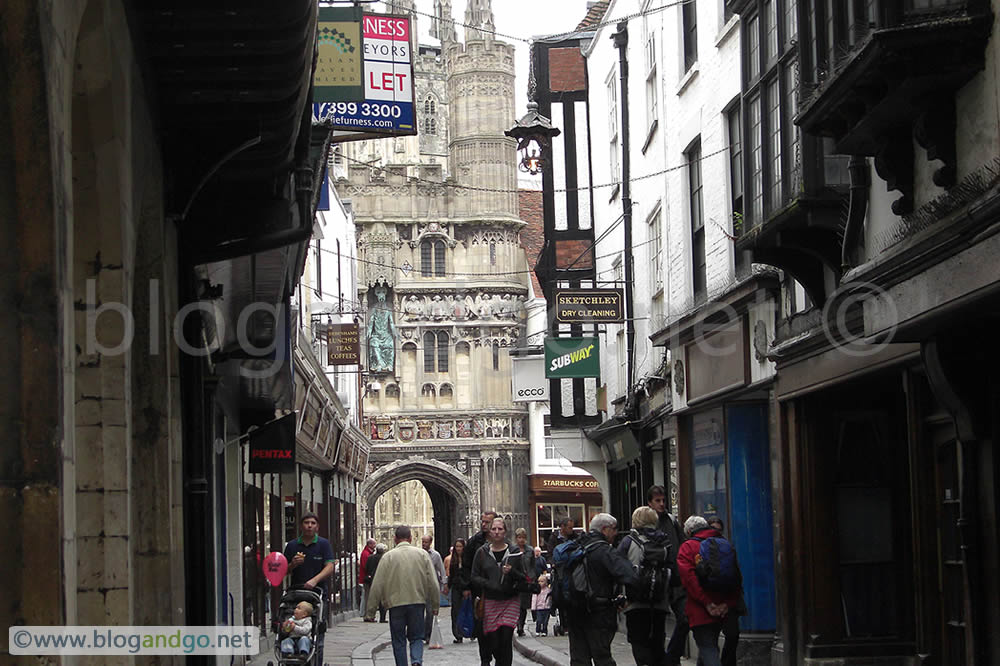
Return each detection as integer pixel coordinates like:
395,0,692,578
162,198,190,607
689,407,729,528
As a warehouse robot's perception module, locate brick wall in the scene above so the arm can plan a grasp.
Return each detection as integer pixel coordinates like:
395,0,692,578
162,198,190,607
519,190,545,294
549,48,587,93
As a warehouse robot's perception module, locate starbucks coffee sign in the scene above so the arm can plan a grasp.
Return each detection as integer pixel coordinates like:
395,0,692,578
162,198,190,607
544,337,600,379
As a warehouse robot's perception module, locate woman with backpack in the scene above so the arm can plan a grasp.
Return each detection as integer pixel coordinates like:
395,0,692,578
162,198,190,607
444,537,469,643
677,516,744,666
470,517,524,666
618,506,672,665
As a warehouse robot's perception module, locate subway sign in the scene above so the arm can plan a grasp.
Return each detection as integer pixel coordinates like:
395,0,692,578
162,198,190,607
554,289,625,324
544,337,600,379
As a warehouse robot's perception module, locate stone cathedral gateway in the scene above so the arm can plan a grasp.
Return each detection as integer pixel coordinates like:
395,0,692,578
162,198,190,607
337,0,531,550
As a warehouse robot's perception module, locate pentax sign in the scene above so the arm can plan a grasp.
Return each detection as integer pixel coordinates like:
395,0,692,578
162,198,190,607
554,289,625,324
314,13,416,136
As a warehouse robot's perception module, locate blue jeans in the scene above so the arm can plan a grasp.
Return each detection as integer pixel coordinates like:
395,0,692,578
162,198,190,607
535,609,551,633
389,603,425,666
692,623,723,666
280,636,312,654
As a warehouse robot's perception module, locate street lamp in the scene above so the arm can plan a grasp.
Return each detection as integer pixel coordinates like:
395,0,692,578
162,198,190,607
505,101,560,176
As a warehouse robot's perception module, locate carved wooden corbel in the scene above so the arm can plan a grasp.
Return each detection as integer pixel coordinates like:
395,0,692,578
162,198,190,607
874,130,914,215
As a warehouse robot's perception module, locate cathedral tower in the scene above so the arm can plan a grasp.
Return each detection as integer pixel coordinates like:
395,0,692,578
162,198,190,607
447,0,518,216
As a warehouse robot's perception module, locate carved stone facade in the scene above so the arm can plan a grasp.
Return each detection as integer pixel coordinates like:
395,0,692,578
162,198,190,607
339,0,530,549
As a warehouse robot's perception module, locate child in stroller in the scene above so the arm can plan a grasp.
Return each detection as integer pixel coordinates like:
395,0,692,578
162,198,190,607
269,587,324,665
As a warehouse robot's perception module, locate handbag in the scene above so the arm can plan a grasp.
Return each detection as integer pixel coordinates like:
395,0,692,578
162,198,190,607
474,597,485,620
458,598,476,637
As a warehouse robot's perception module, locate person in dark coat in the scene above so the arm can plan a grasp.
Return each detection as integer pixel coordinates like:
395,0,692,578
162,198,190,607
708,517,744,666
676,516,744,666
444,537,469,643
646,485,686,666
512,527,537,637
618,506,672,666
463,510,498,665
364,543,388,622
564,513,638,666
470,518,524,666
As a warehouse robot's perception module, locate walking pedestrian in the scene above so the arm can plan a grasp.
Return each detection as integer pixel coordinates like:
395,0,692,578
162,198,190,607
365,543,389,622
646,485,687,666
364,526,440,666
676,516,744,666
706,517,743,666
618,506,672,666
564,513,637,666
444,537,469,643
421,534,447,643
360,538,377,621
531,573,553,636
513,527,536,637
471,517,523,666
283,512,335,665
464,510,499,665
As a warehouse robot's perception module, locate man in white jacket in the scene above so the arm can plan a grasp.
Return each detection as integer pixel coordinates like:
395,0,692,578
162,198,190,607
365,526,440,666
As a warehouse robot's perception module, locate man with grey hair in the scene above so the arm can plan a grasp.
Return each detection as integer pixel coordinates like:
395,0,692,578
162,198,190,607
563,512,637,665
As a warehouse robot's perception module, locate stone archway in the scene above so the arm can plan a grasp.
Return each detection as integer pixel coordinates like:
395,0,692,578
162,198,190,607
359,457,477,552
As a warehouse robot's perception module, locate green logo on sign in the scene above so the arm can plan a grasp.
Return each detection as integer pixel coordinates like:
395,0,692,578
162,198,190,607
544,337,601,379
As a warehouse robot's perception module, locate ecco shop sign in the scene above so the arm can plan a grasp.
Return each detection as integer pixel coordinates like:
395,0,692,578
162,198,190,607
544,337,600,379
511,355,549,403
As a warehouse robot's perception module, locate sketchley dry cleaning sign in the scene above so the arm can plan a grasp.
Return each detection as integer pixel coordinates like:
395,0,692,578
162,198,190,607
554,289,624,324
544,337,600,379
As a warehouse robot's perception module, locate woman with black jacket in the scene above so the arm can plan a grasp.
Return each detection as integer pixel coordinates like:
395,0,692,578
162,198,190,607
470,518,524,666
444,537,469,643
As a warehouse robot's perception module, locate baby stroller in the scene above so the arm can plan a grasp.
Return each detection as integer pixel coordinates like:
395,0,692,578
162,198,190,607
267,586,325,665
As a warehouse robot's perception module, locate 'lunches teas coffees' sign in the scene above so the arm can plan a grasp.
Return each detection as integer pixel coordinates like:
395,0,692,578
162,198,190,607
544,337,600,379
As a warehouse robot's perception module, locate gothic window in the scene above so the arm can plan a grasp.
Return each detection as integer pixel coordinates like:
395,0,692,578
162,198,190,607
493,342,500,371
423,330,449,373
437,331,449,373
421,383,436,398
423,95,438,135
421,239,446,277
385,384,400,399
489,241,497,265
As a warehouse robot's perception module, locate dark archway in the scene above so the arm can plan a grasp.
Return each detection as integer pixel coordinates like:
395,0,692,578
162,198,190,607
359,458,477,554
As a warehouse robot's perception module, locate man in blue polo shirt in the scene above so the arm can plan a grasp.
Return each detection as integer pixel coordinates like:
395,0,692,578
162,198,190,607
283,513,335,662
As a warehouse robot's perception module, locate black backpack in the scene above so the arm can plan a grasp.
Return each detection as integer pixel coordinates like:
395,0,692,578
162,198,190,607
625,531,671,603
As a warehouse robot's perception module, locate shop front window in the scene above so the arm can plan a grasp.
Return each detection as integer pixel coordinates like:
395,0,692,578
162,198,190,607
689,408,728,527
535,502,585,548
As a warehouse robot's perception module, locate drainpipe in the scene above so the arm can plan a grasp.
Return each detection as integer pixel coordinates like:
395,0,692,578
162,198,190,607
840,156,869,270
613,21,635,402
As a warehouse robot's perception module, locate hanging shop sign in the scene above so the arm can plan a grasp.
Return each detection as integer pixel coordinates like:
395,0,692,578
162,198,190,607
554,289,625,324
511,354,550,402
313,13,416,135
327,323,361,365
544,337,600,379
249,413,297,474
314,6,365,103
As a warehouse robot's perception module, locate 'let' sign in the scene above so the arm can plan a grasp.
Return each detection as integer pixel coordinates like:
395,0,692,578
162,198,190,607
314,13,416,135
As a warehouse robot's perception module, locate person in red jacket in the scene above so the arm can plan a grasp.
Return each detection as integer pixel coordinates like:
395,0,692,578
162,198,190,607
676,516,743,666
359,538,377,621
